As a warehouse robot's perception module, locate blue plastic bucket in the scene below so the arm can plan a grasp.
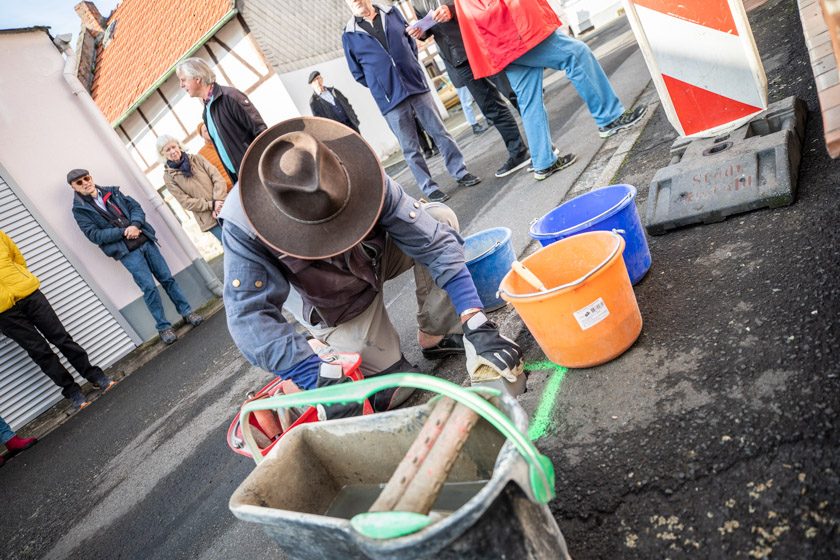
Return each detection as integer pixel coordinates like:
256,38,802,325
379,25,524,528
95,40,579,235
528,184,651,284
464,227,514,311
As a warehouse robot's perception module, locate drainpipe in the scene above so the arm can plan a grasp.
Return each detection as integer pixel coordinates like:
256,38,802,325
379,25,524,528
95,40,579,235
55,37,223,297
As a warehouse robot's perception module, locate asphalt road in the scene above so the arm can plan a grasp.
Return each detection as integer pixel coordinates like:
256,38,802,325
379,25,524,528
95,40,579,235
527,1,840,558
4,8,836,559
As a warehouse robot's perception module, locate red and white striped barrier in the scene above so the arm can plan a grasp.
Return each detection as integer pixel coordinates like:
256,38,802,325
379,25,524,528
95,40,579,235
623,0,768,137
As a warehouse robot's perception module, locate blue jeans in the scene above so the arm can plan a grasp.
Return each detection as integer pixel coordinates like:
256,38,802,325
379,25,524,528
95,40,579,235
0,415,14,445
505,30,625,170
457,86,478,126
208,224,223,242
120,242,192,331
383,92,468,195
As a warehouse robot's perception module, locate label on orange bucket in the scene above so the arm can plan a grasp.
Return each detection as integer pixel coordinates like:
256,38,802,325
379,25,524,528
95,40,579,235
574,298,610,330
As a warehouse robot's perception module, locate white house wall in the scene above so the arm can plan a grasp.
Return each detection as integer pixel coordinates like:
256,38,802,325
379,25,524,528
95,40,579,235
0,31,199,311
560,0,624,35
278,56,402,160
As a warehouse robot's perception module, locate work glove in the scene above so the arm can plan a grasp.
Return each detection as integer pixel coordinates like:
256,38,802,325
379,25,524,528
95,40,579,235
315,359,363,420
462,312,524,383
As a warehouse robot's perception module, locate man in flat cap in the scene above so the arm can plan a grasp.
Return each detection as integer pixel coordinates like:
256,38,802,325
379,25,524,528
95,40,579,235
308,71,361,134
68,169,203,345
220,117,524,417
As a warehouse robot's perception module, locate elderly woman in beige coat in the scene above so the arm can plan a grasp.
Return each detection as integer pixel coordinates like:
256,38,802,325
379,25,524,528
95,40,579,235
157,134,227,241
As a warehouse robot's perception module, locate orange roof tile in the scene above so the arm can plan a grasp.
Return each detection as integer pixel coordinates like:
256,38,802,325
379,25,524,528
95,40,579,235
90,0,233,124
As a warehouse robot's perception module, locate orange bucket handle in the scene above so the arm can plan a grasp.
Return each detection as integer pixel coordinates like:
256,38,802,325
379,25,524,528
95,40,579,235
502,231,623,299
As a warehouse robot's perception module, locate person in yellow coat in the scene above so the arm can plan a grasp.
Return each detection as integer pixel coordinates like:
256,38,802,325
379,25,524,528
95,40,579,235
0,230,115,410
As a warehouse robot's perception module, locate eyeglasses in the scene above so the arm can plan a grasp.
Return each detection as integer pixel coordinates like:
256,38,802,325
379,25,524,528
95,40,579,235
73,176,92,186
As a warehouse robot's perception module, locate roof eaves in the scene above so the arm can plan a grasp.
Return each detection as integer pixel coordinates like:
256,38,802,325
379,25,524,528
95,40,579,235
109,8,238,129
0,26,53,37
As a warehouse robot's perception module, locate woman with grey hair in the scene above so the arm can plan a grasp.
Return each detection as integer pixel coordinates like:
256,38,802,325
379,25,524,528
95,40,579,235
176,57,267,183
157,134,228,241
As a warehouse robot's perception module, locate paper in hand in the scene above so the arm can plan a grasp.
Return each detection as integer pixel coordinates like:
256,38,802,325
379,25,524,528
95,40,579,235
408,13,437,33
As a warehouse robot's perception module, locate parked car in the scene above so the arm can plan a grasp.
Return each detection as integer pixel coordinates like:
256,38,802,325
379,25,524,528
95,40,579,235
432,74,460,109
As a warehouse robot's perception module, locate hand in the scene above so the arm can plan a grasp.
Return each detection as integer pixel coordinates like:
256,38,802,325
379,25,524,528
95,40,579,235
407,26,423,39
462,312,524,383
432,5,452,22
214,200,224,214
124,225,142,239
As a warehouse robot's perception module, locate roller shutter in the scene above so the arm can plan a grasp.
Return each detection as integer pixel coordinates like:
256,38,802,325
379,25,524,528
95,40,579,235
0,174,137,430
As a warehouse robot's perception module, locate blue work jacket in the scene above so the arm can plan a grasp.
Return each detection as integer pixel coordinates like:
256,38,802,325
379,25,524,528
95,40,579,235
342,5,430,115
219,177,479,375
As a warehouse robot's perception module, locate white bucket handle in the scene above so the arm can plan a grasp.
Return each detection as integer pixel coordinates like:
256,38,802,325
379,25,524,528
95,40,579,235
578,191,634,232
530,188,634,237
469,240,501,263
501,233,623,299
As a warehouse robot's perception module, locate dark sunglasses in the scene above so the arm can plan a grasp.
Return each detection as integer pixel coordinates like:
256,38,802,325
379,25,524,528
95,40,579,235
73,176,92,186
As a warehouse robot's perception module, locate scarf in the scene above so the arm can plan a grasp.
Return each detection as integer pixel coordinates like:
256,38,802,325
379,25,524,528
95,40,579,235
166,152,193,177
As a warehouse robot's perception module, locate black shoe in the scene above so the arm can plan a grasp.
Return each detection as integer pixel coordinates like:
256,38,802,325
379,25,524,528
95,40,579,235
421,333,465,360
599,104,647,138
495,150,531,178
91,373,117,393
69,391,90,410
456,173,481,188
534,153,577,181
472,123,488,135
527,146,560,172
427,189,450,203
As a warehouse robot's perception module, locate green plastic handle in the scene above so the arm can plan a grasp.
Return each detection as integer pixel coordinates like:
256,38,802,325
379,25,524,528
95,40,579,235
239,373,555,504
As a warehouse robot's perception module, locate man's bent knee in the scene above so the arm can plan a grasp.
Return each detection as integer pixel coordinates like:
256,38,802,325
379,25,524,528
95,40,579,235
422,201,459,232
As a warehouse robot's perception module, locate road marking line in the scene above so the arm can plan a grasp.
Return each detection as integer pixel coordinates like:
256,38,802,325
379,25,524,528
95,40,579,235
525,360,568,441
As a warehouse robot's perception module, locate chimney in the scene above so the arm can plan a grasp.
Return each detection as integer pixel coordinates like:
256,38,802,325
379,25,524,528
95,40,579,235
74,1,107,92
75,1,107,37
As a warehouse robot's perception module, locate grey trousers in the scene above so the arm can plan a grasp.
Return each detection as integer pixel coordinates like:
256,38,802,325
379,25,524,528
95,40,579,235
383,92,468,195
305,202,462,375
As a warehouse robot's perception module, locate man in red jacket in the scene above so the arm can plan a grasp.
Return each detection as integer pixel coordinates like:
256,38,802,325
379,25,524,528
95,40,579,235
448,0,646,180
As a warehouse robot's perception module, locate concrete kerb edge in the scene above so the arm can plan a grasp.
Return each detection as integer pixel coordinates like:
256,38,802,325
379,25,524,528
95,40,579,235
572,82,658,194
9,296,225,444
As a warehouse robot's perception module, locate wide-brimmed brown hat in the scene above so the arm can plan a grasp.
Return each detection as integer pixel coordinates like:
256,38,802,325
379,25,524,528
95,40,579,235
239,117,385,259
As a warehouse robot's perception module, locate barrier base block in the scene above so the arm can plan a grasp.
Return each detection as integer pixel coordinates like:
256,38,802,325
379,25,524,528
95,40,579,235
645,96,807,235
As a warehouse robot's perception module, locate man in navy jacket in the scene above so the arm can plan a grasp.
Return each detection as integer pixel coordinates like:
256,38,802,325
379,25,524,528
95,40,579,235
342,0,480,203
68,169,202,345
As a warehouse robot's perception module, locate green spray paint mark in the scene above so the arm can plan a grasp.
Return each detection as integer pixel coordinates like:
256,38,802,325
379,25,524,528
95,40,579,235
525,361,568,442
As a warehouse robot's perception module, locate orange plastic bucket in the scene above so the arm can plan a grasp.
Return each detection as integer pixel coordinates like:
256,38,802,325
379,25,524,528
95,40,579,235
499,231,642,368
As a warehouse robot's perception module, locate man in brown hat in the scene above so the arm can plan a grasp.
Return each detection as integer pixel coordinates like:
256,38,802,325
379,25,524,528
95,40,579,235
220,117,523,417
